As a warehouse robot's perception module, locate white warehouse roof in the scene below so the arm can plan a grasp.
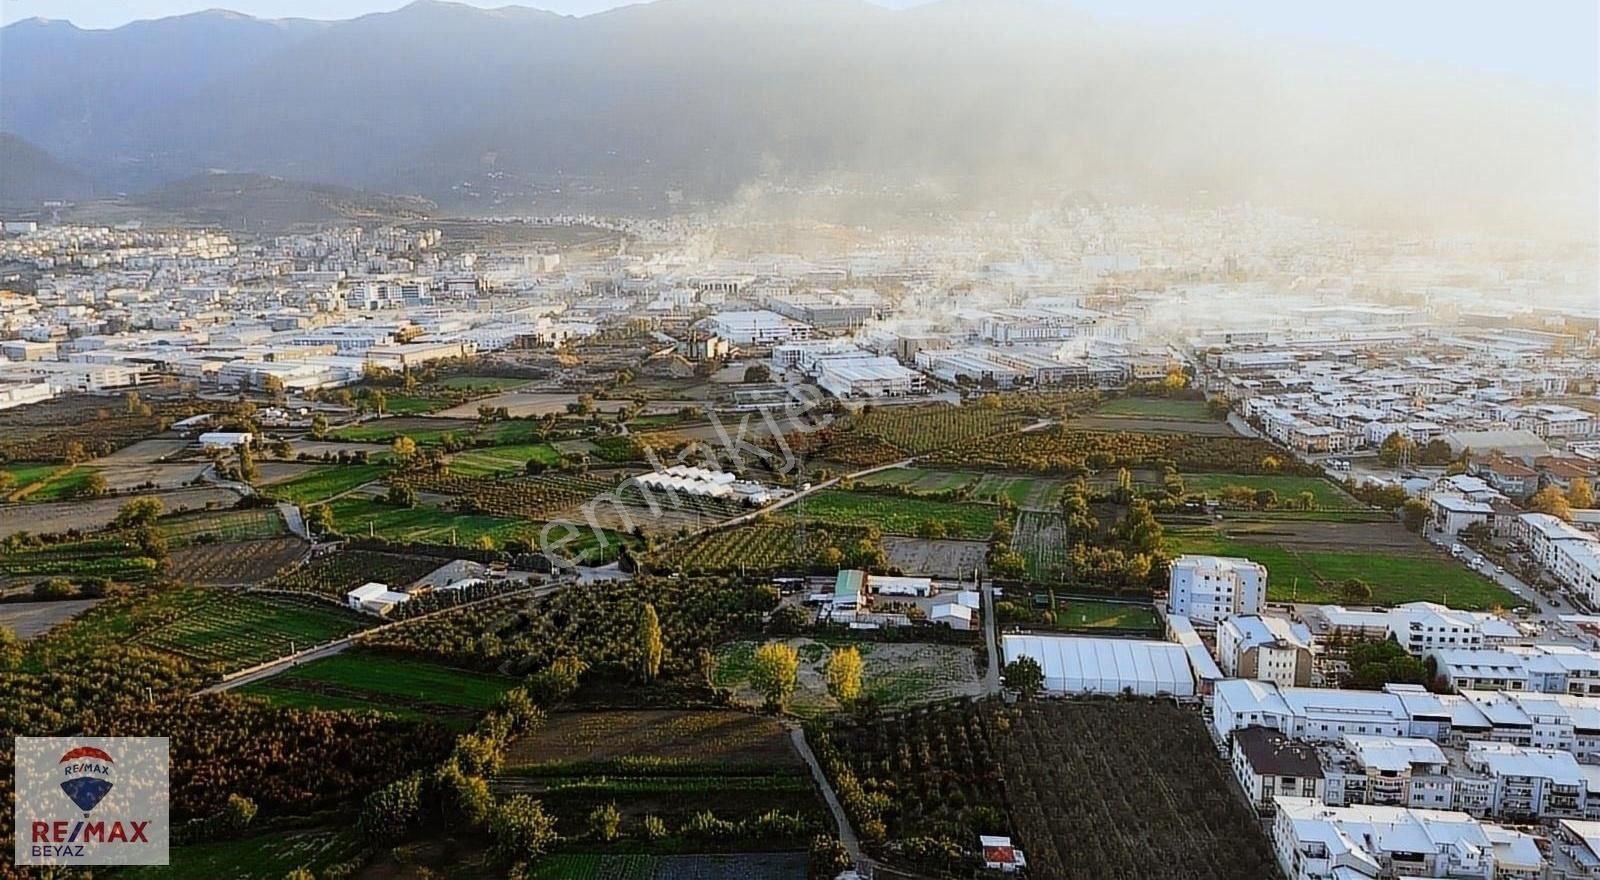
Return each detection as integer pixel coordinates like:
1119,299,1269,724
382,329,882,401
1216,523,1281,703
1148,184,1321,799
1002,634,1195,697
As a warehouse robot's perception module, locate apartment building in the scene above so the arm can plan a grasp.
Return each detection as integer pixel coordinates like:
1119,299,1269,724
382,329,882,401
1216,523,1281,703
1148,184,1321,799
1232,726,1325,815
1216,615,1315,687
1272,798,1539,880
1168,555,1268,626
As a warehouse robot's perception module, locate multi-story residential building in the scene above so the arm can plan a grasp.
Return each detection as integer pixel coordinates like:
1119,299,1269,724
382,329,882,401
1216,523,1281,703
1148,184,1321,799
1460,741,1588,821
1216,615,1315,686
1321,736,1454,810
1271,798,1537,880
1232,726,1325,815
1167,554,1268,626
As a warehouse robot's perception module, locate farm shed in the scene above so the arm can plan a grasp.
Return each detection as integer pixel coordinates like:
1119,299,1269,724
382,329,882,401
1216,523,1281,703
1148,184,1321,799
931,602,974,630
1002,634,1196,697
868,574,933,597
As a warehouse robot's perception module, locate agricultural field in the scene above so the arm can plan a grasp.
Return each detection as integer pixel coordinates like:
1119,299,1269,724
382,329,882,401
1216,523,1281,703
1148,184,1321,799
924,428,1306,476
17,465,102,502
167,537,306,585
1013,510,1071,582
0,461,63,499
330,417,543,447
782,489,998,539
495,709,822,849
158,507,288,546
1180,472,1365,512
1169,522,1519,609
121,828,365,880
130,592,373,673
433,375,533,393
881,536,988,579
1093,397,1216,421
0,395,205,462
264,548,442,599
525,853,807,880
852,404,1035,455
391,469,626,520
0,536,164,583
0,599,99,638
325,497,543,546
446,440,562,477
0,486,240,540
365,577,774,678
241,650,519,730
650,521,884,577
713,638,984,717
264,463,388,505
815,700,1277,879
854,467,980,494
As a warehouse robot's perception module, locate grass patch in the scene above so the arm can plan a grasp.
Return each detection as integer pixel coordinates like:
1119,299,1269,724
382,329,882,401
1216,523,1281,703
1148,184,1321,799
132,593,372,672
1096,398,1215,420
267,651,518,710
23,466,101,502
327,497,540,546
447,442,562,478
783,489,997,539
1168,527,1518,609
1181,472,1362,511
1055,600,1160,630
121,828,364,880
434,375,531,393
265,464,389,506
377,394,454,415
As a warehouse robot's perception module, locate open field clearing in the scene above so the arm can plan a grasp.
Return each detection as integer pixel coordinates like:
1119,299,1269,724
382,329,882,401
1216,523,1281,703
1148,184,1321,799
130,592,372,672
159,507,288,545
0,486,239,539
326,497,543,546
97,461,210,491
167,537,306,585
16,465,102,502
1181,472,1365,511
1,461,61,498
242,650,519,729
504,709,798,771
714,638,984,717
816,700,1277,879
121,829,365,880
0,598,100,637
435,392,650,419
780,489,997,539
1092,397,1217,421
264,463,389,505
854,466,980,494
1170,522,1519,609
882,536,988,578
1069,414,1239,435
446,440,562,477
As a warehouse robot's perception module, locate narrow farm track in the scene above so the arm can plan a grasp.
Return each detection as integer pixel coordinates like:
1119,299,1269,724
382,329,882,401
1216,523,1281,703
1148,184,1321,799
196,580,566,695
789,725,872,875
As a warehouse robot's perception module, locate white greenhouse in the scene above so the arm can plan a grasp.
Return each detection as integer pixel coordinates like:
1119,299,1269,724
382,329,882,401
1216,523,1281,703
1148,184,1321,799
1001,634,1196,697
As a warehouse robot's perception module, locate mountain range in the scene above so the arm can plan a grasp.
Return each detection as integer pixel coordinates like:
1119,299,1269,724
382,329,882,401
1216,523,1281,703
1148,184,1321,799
1,0,1595,234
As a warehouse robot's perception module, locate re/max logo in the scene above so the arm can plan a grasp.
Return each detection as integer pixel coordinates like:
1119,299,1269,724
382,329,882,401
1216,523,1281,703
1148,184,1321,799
30,820,151,844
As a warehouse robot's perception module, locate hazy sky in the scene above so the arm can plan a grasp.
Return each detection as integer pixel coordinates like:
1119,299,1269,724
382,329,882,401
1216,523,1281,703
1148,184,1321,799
2,0,1596,95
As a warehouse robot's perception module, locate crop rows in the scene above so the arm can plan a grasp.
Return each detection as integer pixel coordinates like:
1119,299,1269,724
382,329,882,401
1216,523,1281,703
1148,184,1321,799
132,592,372,671
391,470,623,518
167,537,307,585
1014,510,1071,582
852,404,1032,455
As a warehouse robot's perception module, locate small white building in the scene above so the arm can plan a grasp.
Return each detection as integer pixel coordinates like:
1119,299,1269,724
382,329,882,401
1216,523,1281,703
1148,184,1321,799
930,602,973,631
346,582,412,615
1431,495,1495,537
868,574,933,597
979,836,1026,873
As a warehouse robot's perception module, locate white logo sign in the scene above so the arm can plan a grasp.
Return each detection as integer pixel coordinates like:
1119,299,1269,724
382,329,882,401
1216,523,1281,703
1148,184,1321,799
13,736,170,866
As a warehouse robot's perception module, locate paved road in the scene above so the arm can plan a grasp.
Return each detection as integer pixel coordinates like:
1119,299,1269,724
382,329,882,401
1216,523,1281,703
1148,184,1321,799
789,725,870,874
982,583,1002,694
277,502,308,540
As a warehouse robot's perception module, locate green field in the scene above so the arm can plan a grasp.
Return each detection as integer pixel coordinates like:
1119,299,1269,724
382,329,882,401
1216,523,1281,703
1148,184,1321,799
1055,600,1160,630
784,489,999,539
434,375,530,392
1,461,62,497
22,465,102,502
853,467,1065,511
1095,398,1215,420
447,441,562,477
327,497,539,546
265,464,389,505
330,419,541,447
1181,473,1363,511
376,393,454,415
132,593,372,671
855,467,981,494
242,651,518,729
121,829,364,880
1168,528,1518,609
159,508,287,546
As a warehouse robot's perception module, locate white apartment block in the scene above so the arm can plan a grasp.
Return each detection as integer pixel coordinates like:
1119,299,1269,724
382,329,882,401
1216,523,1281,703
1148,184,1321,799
1430,645,1600,697
1271,798,1541,880
1167,554,1268,626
